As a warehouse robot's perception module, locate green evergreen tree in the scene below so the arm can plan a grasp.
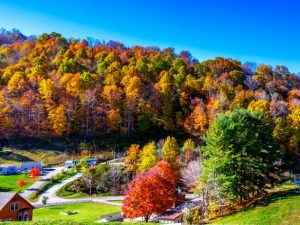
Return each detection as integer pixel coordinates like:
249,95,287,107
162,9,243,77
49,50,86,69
202,109,281,201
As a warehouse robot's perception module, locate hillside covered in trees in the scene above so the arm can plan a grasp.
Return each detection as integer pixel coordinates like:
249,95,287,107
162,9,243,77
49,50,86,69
0,28,299,158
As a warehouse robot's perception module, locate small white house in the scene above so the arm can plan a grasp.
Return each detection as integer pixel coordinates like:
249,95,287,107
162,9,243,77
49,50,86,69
0,164,18,175
19,161,43,174
65,160,73,169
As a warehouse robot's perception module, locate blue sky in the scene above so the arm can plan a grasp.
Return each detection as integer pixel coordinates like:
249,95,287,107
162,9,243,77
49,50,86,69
0,0,299,73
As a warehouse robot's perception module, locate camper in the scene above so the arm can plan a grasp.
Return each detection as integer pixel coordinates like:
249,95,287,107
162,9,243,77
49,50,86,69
0,164,18,175
19,162,43,174
73,159,80,165
85,158,97,166
65,161,73,169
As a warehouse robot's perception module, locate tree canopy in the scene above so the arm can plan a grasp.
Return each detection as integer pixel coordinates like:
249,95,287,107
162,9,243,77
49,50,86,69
202,109,281,201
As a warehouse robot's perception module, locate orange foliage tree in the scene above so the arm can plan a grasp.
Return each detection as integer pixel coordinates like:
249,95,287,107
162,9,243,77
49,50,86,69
17,178,26,190
123,161,176,222
30,167,40,178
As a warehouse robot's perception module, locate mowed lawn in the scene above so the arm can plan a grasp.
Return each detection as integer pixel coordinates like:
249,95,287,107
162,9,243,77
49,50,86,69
0,174,34,192
33,203,121,223
210,190,300,225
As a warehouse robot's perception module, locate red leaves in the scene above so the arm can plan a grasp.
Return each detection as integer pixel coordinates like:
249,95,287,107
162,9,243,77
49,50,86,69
17,178,26,187
123,161,176,220
30,167,40,178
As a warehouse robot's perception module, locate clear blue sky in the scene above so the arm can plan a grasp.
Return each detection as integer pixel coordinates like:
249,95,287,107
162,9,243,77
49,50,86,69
0,0,299,73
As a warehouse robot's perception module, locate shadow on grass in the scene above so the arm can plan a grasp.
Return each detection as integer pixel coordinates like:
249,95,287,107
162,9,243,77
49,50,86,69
219,189,300,219
252,189,299,207
0,151,32,162
0,187,13,192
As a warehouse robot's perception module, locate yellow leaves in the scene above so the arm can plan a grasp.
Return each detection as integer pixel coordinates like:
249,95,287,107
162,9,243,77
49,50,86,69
137,141,157,174
161,136,180,167
101,85,123,108
288,108,300,131
125,144,141,174
184,103,208,136
107,109,122,131
203,76,214,92
183,75,202,93
0,91,13,132
193,106,208,132
123,76,142,106
66,73,81,96
39,79,56,107
248,99,270,115
179,92,189,106
156,71,172,94
48,104,67,135
7,71,26,94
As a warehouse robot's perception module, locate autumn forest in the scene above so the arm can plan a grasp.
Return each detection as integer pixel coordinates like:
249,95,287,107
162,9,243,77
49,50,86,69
0,29,299,157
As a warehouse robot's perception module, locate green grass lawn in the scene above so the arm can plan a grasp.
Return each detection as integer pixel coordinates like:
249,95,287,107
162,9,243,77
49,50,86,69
33,203,121,223
0,174,34,192
210,189,300,225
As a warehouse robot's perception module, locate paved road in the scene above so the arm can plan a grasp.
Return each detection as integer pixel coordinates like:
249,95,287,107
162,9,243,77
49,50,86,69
34,173,124,208
21,167,64,199
37,173,82,204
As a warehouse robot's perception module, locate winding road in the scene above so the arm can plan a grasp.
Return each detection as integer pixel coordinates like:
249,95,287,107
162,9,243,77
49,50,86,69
32,172,124,208
21,167,65,199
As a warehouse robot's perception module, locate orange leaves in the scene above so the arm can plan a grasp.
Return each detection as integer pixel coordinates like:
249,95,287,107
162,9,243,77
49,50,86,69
17,178,26,187
124,144,141,174
30,167,40,179
107,109,122,131
123,161,176,221
184,100,208,135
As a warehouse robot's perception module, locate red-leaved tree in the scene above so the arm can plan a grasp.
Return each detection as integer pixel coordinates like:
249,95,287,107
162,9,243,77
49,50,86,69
30,167,40,178
17,178,26,188
123,161,176,222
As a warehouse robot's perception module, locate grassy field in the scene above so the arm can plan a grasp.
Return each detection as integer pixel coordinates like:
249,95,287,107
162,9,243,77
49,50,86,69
0,147,69,166
33,203,121,223
0,174,34,192
210,189,300,225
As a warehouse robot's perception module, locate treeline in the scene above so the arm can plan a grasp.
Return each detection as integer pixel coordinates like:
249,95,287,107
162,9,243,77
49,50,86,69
0,29,299,154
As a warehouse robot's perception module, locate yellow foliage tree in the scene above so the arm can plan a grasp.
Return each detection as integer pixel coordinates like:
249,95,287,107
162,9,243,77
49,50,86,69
137,141,157,174
248,99,270,116
107,109,122,131
125,144,141,174
48,104,67,135
162,136,180,169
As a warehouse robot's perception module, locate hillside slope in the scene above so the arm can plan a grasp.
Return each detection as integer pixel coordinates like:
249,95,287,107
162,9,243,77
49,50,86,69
211,189,300,225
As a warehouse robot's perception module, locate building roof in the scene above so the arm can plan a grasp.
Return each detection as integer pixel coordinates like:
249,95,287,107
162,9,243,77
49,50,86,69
0,164,18,167
0,192,34,211
0,192,15,211
20,161,42,166
157,198,203,221
86,158,97,161
157,211,182,220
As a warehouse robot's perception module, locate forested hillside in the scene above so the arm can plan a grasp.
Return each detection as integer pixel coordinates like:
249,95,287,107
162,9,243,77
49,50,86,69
0,29,299,156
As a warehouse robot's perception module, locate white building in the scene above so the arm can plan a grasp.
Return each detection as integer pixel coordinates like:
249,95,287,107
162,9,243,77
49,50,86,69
0,164,18,175
19,162,43,174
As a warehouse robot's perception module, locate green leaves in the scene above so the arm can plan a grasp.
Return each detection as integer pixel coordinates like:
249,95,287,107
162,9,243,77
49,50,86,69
202,109,281,201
